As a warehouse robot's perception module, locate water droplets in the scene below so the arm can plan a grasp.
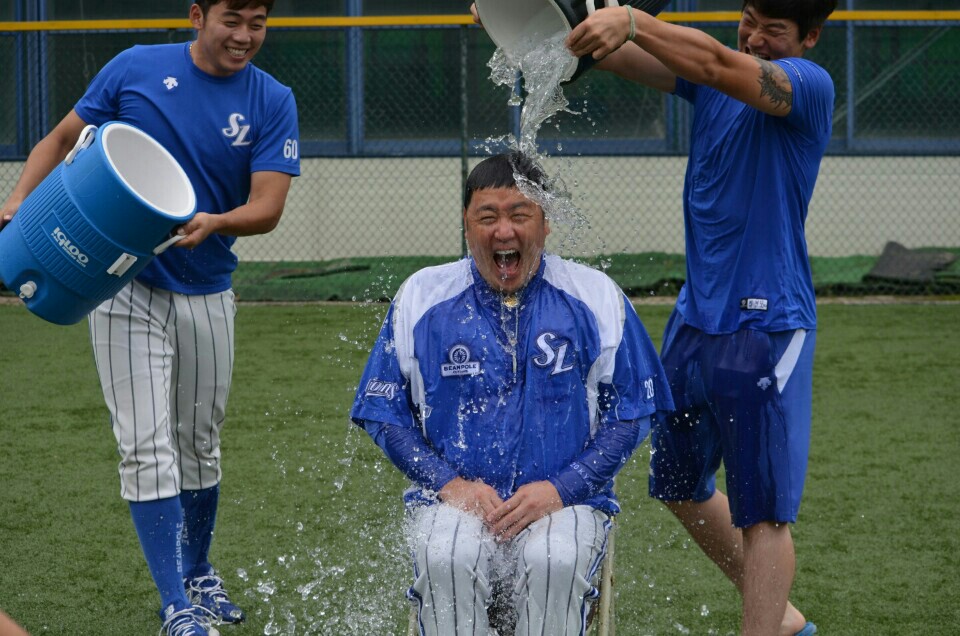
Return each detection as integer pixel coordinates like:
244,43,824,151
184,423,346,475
297,579,321,602
263,615,280,635
257,579,277,598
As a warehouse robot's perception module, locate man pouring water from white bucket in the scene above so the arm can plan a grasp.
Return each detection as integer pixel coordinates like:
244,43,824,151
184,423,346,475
0,2,300,635
473,0,836,634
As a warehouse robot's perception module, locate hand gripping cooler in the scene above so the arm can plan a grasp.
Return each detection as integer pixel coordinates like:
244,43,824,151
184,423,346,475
0,121,196,325
474,0,672,82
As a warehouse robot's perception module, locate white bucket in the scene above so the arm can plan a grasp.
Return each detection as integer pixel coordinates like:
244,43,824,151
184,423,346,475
474,0,672,81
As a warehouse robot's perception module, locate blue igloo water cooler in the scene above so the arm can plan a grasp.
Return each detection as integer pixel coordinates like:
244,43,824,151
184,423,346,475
0,121,196,325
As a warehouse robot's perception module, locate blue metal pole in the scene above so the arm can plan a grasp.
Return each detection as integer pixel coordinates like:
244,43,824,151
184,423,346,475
22,0,46,152
460,24,469,257
346,0,364,155
845,0,856,150
14,1,27,155
35,0,47,145
511,75,521,143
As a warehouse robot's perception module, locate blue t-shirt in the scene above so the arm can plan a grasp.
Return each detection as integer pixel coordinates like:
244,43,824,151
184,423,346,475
351,255,673,513
673,56,834,333
74,43,300,294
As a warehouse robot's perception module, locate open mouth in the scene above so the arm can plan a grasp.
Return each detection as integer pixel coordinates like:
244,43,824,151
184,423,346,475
227,47,247,59
494,250,520,280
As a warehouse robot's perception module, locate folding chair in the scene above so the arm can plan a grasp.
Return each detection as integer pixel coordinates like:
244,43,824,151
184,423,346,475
592,522,615,636
407,524,616,636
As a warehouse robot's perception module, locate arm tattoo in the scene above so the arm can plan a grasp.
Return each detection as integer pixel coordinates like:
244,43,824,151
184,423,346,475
757,59,792,112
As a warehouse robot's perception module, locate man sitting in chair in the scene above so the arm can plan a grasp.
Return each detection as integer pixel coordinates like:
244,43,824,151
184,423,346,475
350,152,673,635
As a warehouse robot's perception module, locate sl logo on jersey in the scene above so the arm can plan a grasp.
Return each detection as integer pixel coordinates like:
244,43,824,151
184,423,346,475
532,332,575,376
441,344,480,377
222,113,252,146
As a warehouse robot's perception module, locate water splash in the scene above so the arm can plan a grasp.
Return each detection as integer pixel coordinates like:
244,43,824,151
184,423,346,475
235,406,412,635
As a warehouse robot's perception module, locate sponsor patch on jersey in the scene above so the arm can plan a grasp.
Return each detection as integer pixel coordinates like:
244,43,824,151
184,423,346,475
441,344,480,377
740,297,769,311
365,379,398,400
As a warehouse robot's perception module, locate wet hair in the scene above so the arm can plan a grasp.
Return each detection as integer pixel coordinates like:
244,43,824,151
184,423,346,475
195,0,275,18
742,0,837,40
463,152,547,210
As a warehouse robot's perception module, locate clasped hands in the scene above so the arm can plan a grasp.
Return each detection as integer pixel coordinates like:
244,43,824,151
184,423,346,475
438,476,563,541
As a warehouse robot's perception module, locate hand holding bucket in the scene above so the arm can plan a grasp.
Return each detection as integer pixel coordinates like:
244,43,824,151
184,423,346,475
473,0,672,82
0,121,196,325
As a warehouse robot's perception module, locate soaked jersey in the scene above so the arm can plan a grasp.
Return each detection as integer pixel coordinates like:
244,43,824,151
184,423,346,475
673,56,833,333
351,255,672,513
74,42,300,295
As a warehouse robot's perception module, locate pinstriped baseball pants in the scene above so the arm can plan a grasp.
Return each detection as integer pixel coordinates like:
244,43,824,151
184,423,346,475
89,279,236,502
408,503,610,636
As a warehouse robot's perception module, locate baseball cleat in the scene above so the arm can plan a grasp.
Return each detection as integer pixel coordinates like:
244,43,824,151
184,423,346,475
185,572,245,624
795,622,818,636
158,603,219,636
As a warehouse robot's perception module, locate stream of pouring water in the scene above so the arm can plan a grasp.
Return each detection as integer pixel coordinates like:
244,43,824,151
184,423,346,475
486,32,587,236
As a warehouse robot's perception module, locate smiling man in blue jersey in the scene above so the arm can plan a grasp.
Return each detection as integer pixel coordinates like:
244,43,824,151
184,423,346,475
351,152,673,636
1,2,299,635
565,1,837,635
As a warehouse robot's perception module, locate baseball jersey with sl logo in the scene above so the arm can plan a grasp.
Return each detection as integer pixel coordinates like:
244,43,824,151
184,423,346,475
74,42,300,295
351,254,673,513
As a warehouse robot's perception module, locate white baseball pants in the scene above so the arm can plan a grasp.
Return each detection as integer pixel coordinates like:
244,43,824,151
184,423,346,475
89,279,236,502
408,503,610,636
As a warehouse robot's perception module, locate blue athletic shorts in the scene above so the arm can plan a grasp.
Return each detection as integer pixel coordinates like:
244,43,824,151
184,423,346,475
649,309,816,528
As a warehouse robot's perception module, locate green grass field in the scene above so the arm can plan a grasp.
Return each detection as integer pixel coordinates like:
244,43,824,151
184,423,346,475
1,300,958,635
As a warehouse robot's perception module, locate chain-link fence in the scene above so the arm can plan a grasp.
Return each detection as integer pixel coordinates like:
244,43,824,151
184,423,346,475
2,7,959,298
